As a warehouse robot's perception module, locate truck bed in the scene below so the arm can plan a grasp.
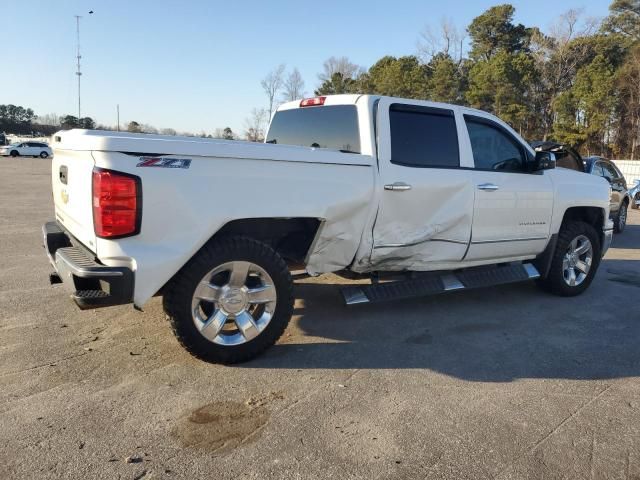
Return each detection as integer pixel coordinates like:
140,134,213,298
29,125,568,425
51,129,376,307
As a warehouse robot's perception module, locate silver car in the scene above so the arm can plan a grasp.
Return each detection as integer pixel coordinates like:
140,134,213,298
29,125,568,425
0,142,53,158
629,180,640,210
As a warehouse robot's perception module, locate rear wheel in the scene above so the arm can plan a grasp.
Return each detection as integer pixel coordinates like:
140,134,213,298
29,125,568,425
39,151,49,158
613,202,627,233
536,221,601,296
163,236,294,364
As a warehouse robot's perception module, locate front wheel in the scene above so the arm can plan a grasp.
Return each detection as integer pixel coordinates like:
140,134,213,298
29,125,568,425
10,150,18,157
163,236,294,364
613,202,627,233
536,221,601,297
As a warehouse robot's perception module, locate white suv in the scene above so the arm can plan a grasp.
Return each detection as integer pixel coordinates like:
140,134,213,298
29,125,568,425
1,142,53,158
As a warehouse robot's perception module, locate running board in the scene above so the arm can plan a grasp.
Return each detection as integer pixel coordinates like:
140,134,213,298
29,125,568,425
341,263,540,305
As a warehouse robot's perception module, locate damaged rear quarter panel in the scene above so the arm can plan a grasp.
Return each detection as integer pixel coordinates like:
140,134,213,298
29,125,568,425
92,150,376,306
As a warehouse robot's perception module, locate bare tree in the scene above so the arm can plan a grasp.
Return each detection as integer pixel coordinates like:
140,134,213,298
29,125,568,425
548,8,598,44
529,8,601,139
282,68,306,102
418,18,466,63
160,127,177,136
140,123,158,134
37,113,60,126
261,64,286,118
318,56,362,83
244,108,268,142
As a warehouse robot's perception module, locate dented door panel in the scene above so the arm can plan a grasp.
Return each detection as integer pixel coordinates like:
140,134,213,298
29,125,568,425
365,98,474,271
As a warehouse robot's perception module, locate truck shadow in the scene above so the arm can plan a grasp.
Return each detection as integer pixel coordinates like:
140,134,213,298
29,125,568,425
243,257,640,382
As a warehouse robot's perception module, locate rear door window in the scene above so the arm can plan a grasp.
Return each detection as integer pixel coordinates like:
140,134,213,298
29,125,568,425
600,162,617,180
388,104,459,168
266,105,360,154
603,162,621,179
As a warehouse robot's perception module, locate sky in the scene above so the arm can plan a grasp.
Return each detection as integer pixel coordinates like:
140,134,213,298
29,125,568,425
2,0,612,134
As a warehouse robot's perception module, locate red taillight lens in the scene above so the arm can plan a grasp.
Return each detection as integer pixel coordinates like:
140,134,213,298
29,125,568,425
300,96,326,107
92,168,141,238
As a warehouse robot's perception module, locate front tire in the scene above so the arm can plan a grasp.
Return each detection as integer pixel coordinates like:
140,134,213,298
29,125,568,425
537,221,601,297
163,236,294,364
613,202,627,233
10,150,18,157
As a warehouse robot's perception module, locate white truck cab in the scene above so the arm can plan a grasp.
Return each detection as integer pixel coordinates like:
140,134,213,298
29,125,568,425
44,95,613,363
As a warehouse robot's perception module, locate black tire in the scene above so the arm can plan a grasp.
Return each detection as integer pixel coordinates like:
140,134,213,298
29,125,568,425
613,202,627,233
39,151,49,158
536,221,601,297
163,236,294,364
10,150,18,157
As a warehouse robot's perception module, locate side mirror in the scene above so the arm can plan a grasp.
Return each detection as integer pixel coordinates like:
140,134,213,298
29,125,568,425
531,151,556,172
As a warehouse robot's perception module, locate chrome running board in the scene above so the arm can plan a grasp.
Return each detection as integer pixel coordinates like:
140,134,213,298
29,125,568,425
342,263,540,305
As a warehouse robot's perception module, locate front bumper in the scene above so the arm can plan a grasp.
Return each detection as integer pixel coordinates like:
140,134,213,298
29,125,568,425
43,221,134,309
602,219,614,257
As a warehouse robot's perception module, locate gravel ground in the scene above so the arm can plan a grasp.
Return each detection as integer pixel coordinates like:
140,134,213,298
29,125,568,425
1,157,639,479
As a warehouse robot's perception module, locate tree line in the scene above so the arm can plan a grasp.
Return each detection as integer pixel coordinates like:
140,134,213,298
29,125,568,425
254,0,640,158
0,108,239,140
0,108,98,136
4,1,638,155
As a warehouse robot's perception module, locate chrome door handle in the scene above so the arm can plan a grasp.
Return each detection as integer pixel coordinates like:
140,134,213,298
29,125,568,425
477,183,499,191
384,182,412,191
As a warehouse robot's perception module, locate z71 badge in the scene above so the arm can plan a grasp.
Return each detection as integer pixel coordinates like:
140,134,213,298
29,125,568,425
137,157,192,169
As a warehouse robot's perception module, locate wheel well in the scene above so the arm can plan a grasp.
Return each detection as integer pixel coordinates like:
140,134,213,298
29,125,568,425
561,207,604,245
562,207,604,229
212,217,322,264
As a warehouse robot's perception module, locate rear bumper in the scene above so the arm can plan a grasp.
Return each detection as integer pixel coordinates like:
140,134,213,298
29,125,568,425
43,221,134,309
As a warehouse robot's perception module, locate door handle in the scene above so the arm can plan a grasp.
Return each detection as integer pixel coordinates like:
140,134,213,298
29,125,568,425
477,183,499,191
384,182,412,191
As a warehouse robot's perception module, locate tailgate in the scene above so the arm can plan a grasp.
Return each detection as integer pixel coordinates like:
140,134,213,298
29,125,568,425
52,149,97,252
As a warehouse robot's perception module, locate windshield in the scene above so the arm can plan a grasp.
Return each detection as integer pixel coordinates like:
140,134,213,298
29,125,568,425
266,105,360,154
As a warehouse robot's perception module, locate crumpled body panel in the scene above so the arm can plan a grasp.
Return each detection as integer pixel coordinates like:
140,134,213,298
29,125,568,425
355,169,475,272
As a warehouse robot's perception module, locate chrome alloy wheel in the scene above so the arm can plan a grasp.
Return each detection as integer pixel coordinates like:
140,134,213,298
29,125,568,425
619,204,627,229
562,235,593,287
191,261,277,346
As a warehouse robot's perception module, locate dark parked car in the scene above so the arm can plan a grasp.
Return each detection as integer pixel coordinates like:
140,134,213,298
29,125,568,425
531,142,629,233
583,156,630,233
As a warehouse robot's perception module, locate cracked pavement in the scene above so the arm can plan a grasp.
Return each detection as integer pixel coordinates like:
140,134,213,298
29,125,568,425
1,158,640,479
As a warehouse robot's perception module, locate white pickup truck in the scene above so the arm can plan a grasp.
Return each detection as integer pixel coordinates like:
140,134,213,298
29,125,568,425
44,94,613,363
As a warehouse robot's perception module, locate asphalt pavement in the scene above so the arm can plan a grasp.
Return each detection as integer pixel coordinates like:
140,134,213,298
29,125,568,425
1,158,639,479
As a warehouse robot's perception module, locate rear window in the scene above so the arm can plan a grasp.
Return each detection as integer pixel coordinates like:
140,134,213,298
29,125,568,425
266,105,360,154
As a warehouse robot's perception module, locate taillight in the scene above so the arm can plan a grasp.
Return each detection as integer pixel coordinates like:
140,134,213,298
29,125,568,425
92,168,141,238
300,96,326,107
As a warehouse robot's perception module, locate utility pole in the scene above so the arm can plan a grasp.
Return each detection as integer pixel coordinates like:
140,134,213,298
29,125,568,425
74,15,82,122
117,104,120,131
